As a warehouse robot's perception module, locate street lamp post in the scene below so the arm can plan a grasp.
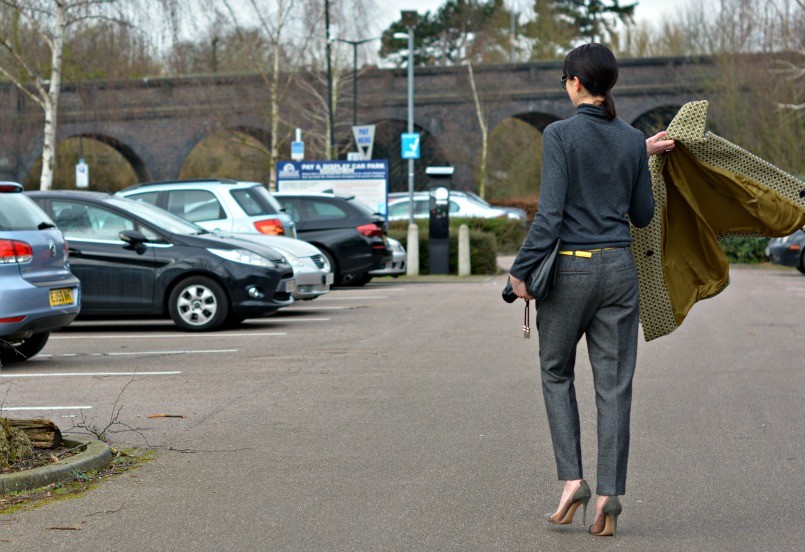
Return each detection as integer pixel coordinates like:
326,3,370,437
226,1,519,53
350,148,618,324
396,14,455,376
395,10,418,227
333,37,380,127
395,11,419,275
324,0,335,158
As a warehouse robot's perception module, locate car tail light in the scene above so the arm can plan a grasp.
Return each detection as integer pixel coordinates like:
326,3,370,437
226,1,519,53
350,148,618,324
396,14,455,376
790,244,802,251
0,315,26,323
357,224,383,238
0,239,32,264
0,183,22,193
64,240,70,258
254,218,285,235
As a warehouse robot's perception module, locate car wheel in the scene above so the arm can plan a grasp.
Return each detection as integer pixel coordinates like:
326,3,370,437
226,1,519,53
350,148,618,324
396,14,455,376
353,273,373,286
168,277,229,332
0,332,50,364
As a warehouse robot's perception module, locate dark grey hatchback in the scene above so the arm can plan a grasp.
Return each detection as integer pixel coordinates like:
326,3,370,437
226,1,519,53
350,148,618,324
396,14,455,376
273,193,391,286
28,191,295,331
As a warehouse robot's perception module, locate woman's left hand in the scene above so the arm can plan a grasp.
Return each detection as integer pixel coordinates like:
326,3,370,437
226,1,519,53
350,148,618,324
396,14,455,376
646,130,675,157
509,274,534,301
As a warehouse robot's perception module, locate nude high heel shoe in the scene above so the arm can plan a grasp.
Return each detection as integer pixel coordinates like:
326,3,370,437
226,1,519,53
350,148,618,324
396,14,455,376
545,480,591,526
588,496,622,537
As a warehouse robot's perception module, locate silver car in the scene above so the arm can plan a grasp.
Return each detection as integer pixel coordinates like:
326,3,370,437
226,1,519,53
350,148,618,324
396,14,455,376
217,233,333,300
387,191,526,222
369,237,407,277
1,182,80,363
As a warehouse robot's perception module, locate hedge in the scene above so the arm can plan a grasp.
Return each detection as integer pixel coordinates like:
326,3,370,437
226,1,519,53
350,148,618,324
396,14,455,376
719,237,770,264
388,227,498,275
389,217,527,255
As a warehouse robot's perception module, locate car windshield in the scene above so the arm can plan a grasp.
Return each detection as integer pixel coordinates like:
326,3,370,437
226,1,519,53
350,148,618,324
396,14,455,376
105,196,206,235
0,194,55,231
231,185,280,216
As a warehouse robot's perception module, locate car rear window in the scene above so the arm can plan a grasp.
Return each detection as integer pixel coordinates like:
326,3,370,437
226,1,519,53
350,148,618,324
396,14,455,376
301,199,348,221
347,198,377,217
231,186,279,216
0,194,55,231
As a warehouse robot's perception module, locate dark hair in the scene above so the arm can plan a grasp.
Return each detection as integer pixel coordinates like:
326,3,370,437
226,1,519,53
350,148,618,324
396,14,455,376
563,43,619,121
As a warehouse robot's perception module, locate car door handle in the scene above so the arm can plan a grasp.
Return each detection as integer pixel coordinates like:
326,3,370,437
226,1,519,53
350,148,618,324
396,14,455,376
68,247,81,257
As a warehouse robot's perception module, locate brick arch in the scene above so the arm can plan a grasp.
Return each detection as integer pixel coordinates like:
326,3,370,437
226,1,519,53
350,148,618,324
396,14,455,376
176,124,280,179
367,118,450,193
631,105,683,138
64,132,152,182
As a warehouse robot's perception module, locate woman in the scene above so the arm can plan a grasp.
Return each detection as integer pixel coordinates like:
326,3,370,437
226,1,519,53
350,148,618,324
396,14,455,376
508,43,669,537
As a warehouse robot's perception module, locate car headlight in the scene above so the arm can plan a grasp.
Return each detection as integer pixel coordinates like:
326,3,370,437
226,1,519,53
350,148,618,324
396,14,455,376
208,248,276,268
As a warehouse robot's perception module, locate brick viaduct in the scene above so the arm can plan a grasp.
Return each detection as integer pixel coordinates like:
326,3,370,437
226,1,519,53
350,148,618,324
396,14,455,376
0,56,714,191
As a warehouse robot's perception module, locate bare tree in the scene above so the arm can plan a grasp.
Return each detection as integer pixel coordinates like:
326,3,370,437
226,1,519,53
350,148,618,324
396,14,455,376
621,0,803,174
214,0,301,187
0,1,177,190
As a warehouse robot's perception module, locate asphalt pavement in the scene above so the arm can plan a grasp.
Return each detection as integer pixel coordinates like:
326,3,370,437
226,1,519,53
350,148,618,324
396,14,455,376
0,266,803,551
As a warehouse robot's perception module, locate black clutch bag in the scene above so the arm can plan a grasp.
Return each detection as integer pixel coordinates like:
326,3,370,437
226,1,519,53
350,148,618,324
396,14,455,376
502,239,562,303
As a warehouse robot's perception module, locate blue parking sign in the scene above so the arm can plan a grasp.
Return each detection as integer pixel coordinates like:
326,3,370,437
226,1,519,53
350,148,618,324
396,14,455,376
401,132,420,160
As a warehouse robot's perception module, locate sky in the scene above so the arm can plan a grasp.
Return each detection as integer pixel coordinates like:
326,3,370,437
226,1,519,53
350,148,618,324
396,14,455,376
373,0,688,32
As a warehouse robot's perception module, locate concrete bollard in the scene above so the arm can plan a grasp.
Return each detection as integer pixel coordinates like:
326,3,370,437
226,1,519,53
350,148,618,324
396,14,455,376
458,224,471,276
406,223,419,276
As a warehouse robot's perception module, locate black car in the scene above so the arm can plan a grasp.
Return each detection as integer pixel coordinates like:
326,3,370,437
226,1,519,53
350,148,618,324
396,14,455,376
28,191,295,331
273,193,391,286
767,229,805,274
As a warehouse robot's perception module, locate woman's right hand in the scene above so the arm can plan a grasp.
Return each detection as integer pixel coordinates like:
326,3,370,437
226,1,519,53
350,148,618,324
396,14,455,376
646,130,675,157
509,274,534,301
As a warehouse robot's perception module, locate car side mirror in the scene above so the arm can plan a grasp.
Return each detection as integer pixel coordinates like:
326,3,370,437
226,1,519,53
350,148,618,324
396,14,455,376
119,229,148,245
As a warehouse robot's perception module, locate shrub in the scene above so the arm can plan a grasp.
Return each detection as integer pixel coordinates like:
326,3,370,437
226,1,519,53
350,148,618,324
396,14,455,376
389,228,498,275
389,217,526,255
719,237,770,263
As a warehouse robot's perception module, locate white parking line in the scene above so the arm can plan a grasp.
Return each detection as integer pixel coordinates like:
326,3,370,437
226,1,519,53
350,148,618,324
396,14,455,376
37,349,238,358
1,371,181,378
285,306,346,311
1,406,92,411
266,315,330,322
51,333,286,340
316,296,388,301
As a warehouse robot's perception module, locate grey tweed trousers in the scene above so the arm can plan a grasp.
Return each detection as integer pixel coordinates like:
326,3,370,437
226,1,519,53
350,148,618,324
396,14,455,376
536,247,639,496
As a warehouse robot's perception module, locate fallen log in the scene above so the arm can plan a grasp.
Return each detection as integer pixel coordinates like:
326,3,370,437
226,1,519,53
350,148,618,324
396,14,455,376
6,419,62,449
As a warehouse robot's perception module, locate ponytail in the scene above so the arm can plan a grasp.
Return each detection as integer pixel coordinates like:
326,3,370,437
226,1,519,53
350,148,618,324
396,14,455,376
601,90,617,121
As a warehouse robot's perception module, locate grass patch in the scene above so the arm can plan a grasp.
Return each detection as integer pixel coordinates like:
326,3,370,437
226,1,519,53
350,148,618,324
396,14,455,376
0,448,154,515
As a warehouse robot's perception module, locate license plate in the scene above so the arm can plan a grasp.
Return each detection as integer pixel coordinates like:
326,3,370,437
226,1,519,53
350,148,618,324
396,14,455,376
49,288,74,307
280,279,296,293
324,273,334,285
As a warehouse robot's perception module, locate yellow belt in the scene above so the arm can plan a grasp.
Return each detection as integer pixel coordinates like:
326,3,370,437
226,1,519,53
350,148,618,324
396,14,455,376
558,248,615,259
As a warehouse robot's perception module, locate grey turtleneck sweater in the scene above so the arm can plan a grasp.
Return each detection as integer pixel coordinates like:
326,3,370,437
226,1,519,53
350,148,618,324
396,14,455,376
510,103,654,281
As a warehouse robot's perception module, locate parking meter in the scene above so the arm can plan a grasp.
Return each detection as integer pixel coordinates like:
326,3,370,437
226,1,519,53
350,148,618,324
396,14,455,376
427,167,454,275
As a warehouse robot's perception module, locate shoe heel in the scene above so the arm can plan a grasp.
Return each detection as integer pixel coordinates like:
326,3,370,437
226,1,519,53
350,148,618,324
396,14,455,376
581,497,589,526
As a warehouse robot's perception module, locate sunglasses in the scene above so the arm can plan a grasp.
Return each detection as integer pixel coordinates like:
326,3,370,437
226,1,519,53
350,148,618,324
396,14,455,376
561,74,571,89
